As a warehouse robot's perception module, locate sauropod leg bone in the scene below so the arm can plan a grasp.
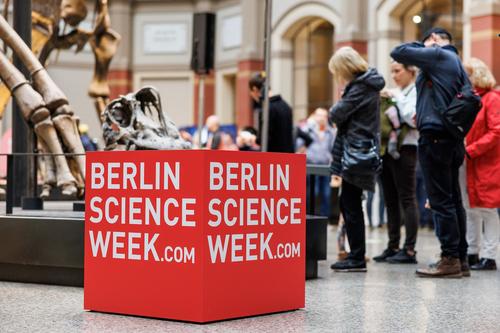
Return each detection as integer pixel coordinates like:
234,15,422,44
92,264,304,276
52,104,86,179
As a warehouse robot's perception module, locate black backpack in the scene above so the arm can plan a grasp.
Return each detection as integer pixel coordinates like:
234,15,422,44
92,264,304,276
440,81,482,139
431,66,482,139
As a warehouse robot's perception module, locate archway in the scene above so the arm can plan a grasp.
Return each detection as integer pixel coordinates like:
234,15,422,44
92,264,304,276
291,19,334,119
271,2,341,122
400,0,464,54
375,0,464,83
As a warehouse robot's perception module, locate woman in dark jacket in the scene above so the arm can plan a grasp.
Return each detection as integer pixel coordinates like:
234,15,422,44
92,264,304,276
328,47,385,272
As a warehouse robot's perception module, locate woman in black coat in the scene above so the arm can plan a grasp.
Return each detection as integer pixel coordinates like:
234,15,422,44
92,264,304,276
328,47,385,272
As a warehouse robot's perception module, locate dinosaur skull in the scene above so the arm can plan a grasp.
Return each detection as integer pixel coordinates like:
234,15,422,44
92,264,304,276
102,86,192,151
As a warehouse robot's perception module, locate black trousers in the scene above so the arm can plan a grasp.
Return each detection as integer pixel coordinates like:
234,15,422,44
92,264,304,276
340,180,365,261
382,145,419,251
418,134,467,259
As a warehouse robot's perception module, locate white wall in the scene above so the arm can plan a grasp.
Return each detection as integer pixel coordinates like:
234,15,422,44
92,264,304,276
216,5,242,68
48,66,103,146
134,72,194,128
132,12,193,71
131,5,196,128
215,68,237,124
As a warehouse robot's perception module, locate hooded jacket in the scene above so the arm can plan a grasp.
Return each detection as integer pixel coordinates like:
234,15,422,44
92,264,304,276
465,89,500,208
390,42,466,135
329,67,385,191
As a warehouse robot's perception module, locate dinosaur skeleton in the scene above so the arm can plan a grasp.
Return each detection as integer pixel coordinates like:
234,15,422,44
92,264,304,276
0,14,85,197
0,0,120,198
1,0,120,122
103,87,192,151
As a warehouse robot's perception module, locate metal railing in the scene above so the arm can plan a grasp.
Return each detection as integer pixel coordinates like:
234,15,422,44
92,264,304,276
1,155,332,216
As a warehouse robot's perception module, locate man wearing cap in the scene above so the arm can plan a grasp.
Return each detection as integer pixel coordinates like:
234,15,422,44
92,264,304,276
391,28,469,278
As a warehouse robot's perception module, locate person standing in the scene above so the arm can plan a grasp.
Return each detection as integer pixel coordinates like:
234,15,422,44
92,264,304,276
236,126,260,151
79,123,98,151
391,28,470,278
193,115,221,149
249,73,294,153
328,47,385,272
297,108,336,217
365,176,385,228
461,58,500,271
373,61,419,264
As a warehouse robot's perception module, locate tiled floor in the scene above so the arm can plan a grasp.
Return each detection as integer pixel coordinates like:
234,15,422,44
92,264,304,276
1,226,499,333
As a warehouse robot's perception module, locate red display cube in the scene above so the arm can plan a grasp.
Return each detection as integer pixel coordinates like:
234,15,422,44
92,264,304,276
84,150,306,322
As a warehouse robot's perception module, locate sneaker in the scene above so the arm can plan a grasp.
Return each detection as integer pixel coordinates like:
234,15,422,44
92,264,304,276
416,256,462,278
471,258,497,271
468,254,479,266
386,249,417,264
331,258,367,272
373,248,399,262
461,260,471,277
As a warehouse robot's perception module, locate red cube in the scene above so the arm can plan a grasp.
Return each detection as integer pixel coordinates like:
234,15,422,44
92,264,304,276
84,150,306,322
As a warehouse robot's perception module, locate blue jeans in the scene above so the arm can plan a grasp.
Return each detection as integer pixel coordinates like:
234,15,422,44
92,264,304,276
315,175,331,217
306,175,332,217
418,134,467,259
366,176,384,227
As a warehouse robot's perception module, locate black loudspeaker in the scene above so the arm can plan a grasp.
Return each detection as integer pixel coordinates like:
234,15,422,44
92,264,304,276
191,12,216,75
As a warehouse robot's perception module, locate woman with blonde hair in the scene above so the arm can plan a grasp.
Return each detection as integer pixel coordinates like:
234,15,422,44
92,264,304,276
329,47,385,272
461,57,500,270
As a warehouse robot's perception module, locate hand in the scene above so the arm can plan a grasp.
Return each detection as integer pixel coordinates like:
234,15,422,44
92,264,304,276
330,175,342,188
296,146,307,154
380,89,393,98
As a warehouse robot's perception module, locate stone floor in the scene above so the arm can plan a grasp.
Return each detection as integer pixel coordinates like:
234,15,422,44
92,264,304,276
1,226,499,333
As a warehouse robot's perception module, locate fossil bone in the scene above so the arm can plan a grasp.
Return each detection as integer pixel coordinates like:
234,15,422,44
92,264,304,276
103,87,192,151
0,0,121,125
0,14,84,197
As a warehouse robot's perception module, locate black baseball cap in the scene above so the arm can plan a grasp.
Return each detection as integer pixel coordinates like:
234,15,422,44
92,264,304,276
422,27,453,43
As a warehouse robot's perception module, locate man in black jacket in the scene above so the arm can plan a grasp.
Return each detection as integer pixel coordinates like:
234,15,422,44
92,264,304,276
249,73,294,153
391,28,469,278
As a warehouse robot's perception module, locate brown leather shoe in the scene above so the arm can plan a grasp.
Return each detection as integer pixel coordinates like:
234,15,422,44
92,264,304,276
416,257,462,278
461,260,471,277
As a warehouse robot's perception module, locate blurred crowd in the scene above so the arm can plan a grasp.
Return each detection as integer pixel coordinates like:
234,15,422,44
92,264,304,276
184,26,499,279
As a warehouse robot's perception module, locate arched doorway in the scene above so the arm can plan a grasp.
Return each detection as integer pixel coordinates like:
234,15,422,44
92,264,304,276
374,0,465,84
271,3,340,123
292,19,334,120
400,0,464,54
